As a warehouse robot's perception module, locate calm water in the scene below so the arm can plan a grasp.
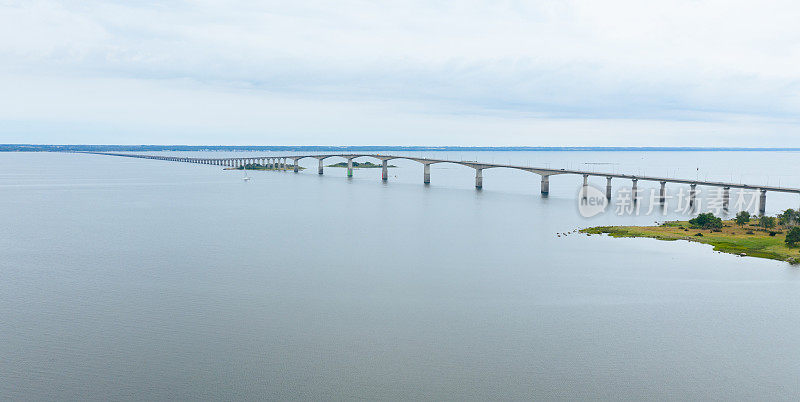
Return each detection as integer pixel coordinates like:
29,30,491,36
2,151,800,400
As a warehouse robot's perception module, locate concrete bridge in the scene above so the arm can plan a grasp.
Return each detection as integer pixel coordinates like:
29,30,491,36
87,152,800,215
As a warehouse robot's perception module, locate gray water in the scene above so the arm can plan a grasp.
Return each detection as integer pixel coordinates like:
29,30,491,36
2,151,800,400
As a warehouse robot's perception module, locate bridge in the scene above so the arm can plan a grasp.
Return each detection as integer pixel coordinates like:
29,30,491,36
86,152,800,215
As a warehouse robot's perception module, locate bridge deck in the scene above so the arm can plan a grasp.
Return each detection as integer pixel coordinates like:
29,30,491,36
85,152,800,194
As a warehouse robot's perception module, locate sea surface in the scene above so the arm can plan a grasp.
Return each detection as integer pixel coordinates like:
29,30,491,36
2,150,800,400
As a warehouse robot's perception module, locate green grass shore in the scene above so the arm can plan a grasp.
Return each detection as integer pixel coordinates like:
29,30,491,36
581,220,800,264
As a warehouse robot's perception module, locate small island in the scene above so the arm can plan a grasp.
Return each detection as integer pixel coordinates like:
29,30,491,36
581,210,800,264
326,161,396,168
226,163,303,171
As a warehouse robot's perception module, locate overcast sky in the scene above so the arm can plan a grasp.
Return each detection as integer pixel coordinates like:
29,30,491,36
2,0,799,146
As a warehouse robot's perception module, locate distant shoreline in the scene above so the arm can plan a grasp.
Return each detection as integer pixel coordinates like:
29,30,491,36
326,161,396,168
226,165,303,171
4,145,800,152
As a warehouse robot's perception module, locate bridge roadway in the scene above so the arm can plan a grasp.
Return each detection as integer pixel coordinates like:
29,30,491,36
87,152,800,215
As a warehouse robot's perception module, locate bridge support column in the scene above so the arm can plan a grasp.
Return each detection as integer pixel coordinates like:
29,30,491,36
759,189,767,216
347,158,353,177
281,158,286,171
690,184,697,208
659,181,667,204
294,159,299,173
541,175,549,196
475,168,483,189
318,159,324,175
606,177,613,200
632,179,638,202
582,174,589,199
723,187,730,211
423,163,431,184
382,160,388,181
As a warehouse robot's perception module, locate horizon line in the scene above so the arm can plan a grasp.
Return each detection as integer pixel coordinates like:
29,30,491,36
3,144,800,152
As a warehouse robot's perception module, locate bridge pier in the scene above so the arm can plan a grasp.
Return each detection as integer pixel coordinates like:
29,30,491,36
347,158,353,177
541,175,549,196
759,189,767,215
582,174,589,200
690,184,697,208
281,158,286,171
475,168,483,189
318,158,324,175
659,181,666,204
723,187,730,211
293,158,299,173
606,177,612,200
424,163,431,184
632,179,638,201
382,160,388,181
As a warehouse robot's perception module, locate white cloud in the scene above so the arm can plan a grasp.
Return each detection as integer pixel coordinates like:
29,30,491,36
1,0,800,144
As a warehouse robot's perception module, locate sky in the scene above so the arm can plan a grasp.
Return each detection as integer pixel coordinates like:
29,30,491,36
1,0,800,146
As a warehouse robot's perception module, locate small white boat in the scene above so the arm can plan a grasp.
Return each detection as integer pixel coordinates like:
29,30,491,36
242,166,251,181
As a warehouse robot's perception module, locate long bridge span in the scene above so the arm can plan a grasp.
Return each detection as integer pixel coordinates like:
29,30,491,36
87,152,800,215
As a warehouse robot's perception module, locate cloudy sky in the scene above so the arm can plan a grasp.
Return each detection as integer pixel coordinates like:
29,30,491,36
1,0,799,146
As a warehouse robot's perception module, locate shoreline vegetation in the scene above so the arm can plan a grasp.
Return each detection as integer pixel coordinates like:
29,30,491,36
326,161,396,168
226,164,303,171
581,210,800,264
